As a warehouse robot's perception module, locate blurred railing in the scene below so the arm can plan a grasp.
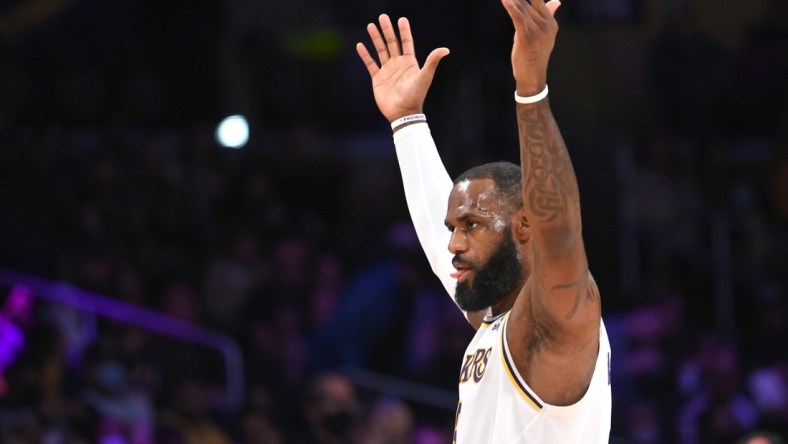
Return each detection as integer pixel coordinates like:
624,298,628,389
346,367,457,410
0,267,244,412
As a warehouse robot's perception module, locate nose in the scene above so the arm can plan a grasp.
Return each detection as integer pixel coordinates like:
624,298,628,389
448,229,469,254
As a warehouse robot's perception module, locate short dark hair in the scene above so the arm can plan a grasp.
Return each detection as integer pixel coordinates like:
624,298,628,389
453,161,523,210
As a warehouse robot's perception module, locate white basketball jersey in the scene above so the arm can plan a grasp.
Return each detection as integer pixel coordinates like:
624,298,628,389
453,311,611,443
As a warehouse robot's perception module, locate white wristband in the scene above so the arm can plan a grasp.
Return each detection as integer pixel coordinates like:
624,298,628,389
514,85,549,104
391,114,427,130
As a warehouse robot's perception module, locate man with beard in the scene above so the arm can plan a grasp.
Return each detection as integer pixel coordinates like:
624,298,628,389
356,0,611,442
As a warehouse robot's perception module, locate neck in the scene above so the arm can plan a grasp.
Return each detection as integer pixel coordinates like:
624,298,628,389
490,288,520,316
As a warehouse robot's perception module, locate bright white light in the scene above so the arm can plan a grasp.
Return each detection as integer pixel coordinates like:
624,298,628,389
216,115,249,149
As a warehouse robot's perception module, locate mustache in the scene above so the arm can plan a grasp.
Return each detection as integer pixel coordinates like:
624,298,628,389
452,255,472,268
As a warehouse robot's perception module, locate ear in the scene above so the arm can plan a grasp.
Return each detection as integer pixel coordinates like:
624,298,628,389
513,208,530,242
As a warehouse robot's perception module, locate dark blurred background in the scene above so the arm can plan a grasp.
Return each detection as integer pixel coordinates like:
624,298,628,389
0,0,786,443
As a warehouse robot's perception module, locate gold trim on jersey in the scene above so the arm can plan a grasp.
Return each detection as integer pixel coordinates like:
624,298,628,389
500,312,543,411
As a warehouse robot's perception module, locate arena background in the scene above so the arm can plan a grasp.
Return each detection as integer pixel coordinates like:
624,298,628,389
0,0,786,442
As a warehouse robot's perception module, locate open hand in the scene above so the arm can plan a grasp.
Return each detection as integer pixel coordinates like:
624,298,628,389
501,0,561,95
356,14,450,122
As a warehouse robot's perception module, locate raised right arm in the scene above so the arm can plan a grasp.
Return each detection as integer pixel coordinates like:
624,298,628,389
394,122,487,328
357,15,485,327
393,122,455,298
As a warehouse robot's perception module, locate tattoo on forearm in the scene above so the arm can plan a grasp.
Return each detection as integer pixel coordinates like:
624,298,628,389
519,105,578,223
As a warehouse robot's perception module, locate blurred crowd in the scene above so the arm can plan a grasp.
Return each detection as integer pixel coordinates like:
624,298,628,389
0,115,471,443
1,0,787,443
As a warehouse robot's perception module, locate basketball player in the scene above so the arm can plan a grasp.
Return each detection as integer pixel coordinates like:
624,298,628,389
356,0,611,441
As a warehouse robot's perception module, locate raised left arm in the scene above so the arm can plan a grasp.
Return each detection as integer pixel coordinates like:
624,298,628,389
502,0,601,406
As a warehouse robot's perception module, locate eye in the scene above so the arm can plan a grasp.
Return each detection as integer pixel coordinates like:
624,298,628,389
467,221,479,230
446,224,455,233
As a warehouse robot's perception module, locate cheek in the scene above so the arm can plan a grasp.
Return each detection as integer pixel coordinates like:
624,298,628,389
473,243,496,266
489,215,507,232
460,246,484,269
463,251,481,268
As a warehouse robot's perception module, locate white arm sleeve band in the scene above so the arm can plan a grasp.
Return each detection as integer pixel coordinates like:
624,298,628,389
393,122,459,306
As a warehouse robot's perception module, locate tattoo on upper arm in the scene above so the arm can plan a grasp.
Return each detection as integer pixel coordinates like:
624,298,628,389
551,280,580,320
519,106,578,223
556,276,597,320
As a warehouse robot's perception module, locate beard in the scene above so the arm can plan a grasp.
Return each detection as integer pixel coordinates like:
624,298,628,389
454,231,525,312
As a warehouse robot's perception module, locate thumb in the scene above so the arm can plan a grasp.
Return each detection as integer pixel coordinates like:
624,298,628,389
421,47,450,83
546,0,561,16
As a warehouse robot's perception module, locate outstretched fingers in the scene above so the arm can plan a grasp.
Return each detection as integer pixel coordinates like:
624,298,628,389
546,0,562,16
529,0,561,27
378,14,402,58
501,0,531,33
355,42,380,77
398,17,415,56
502,0,557,33
420,47,450,84
529,0,551,17
367,21,390,64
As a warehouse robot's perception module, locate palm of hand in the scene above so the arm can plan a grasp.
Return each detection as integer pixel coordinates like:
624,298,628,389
357,15,449,122
372,55,427,120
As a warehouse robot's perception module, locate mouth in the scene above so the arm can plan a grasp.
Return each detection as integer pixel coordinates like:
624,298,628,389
450,266,471,282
